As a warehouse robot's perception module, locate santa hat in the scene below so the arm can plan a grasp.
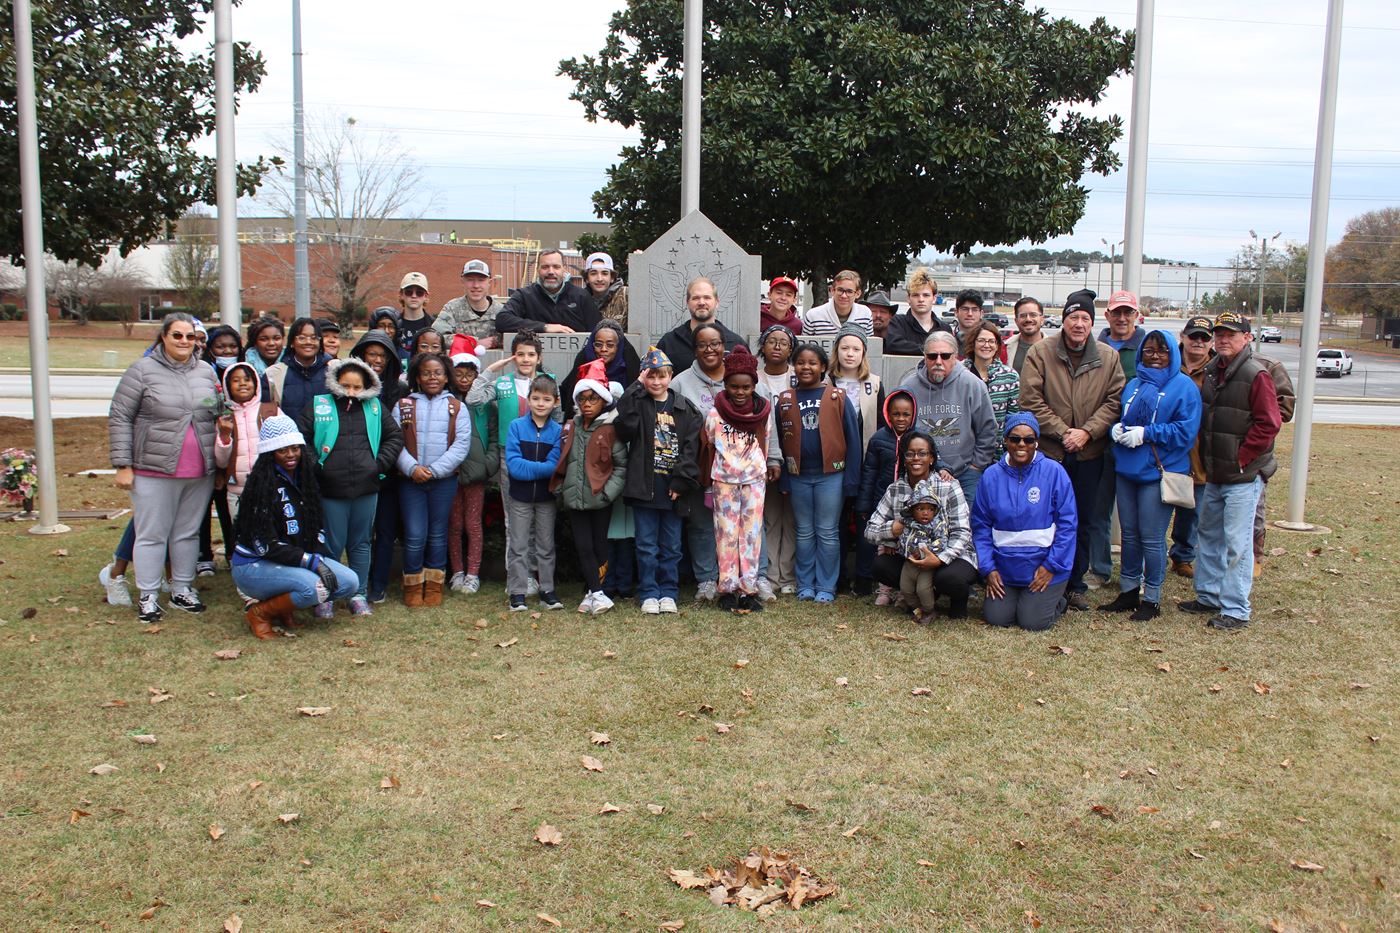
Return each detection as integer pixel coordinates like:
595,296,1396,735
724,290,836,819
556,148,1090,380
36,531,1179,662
572,358,622,404
450,352,481,372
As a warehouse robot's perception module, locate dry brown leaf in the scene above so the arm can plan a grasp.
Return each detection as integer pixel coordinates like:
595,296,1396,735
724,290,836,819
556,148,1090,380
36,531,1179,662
646,803,666,815
473,618,488,629
842,825,862,838
659,921,685,932
223,915,243,933
342,638,359,647
491,732,509,741
1280,757,1293,769
276,813,299,825
911,686,932,696
99,699,127,708
213,648,241,661
881,631,909,642
52,548,69,557
1156,662,1173,673
297,706,332,717
1253,682,1272,695
1090,804,1119,821
1209,819,1222,829
248,780,264,790
69,808,90,825
88,763,119,776
1290,858,1324,873
20,607,37,619
534,822,563,846
129,733,157,745
379,774,401,790
1188,849,1207,859
834,676,849,687
475,899,498,909
580,755,605,773
786,799,817,812
598,803,622,815
536,913,562,927
1048,644,1073,655
148,688,172,703
155,762,166,773
529,611,542,620
734,658,750,668
1208,683,1223,693
714,722,732,734
496,637,519,649
916,858,935,867
588,731,611,745
602,649,617,659
1269,546,1288,557
668,868,710,890
1351,682,1372,690
141,625,162,635
1137,805,1161,814
209,824,225,841
1025,908,1043,928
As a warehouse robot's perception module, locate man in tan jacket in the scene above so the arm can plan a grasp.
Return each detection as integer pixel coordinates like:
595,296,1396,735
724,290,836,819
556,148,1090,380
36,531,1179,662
1018,288,1125,611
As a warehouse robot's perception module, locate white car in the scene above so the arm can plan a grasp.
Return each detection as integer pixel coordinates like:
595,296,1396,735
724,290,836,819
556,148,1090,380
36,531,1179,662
1315,348,1354,377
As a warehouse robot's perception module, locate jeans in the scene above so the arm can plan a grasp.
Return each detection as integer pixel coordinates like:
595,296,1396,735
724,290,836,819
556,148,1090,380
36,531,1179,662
1060,452,1104,594
1115,476,1173,603
954,466,983,512
114,518,136,563
634,505,682,601
369,477,402,597
789,472,846,596
604,538,635,594
399,476,458,574
1087,445,1116,579
837,498,876,585
1169,484,1205,564
232,556,359,609
1195,478,1263,620
322,493,379,597
685,502,719,585
198,487,233,563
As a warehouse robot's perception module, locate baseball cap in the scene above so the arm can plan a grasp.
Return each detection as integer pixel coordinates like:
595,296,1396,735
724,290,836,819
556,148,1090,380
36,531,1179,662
768,276,799,294
461,259,490,278
318,319,341,334
1107,290,1139,312
1182,316,1213,338
400,272,429,292
584,252,614,272
1212,311,1251,333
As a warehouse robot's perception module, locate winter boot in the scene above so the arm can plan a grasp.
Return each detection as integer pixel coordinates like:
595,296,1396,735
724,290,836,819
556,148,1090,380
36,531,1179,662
422,569,445,607
403,572,425,609
246,593,295,640
1100,589,1140,613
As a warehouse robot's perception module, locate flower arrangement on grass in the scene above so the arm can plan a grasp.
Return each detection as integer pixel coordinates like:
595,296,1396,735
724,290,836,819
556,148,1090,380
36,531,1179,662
1,448,38,507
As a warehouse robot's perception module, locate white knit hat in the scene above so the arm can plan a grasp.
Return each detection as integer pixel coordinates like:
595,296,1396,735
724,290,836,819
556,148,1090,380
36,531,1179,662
257,414,306,455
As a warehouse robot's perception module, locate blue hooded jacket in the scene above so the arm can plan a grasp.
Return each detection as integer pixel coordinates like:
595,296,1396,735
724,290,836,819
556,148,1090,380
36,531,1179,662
971,413,1078,588
1113,330,1202,483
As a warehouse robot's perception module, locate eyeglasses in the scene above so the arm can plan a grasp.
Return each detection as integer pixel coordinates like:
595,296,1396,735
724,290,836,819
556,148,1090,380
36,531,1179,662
1006,435,1038,446
402,287,427,297
925,352,955,361
834,287,858,296
696,341,725,351
167,331,197,341
904,450,933,459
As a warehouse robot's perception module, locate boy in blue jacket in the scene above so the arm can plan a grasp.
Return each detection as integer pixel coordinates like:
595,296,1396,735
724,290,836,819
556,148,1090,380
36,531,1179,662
504,375,565,611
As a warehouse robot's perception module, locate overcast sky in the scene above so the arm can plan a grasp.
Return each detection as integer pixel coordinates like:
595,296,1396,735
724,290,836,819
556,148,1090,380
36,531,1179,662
211,0,1398,266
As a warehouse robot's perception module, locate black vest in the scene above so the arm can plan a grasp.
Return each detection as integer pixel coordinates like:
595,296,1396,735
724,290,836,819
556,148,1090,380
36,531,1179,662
1200,346,1275,484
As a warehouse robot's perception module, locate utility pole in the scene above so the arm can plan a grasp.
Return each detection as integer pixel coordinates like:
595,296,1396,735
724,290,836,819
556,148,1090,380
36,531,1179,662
680,0,702,215
1250,229,1280,322
214,0,241,329
1101,239,1123,294
292,0,310,318
1120,0,1154,294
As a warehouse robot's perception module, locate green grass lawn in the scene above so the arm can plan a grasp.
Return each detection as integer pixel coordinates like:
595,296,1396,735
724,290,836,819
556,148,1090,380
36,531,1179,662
0,333,149,370
0,419,1395,930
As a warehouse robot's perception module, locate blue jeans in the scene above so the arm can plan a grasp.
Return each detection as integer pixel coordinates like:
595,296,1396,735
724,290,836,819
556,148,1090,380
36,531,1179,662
1195,478,1263,620
322,493,379,597
1061,453,1103,594
604,538,635,594
1169,484,1205,564
685,503,719,585
1115,476,1174,603
954,466,983,511
115,518,136,562
232,556,359,609
369,477,402,596
634,505,682,601
1088,445,1116,579
790,472,845,596
399,476,458,574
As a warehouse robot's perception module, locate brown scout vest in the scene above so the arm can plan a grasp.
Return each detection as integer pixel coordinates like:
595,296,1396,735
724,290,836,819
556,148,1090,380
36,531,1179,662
397,396,459,463
776,386,848,475
549,419,618,495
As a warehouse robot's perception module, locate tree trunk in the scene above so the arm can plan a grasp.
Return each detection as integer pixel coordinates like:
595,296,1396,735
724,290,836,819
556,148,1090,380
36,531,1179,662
809,262,829,306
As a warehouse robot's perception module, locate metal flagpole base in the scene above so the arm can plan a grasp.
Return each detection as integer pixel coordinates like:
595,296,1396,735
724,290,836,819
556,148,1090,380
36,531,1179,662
28,521,72,535
1272,520,1330,535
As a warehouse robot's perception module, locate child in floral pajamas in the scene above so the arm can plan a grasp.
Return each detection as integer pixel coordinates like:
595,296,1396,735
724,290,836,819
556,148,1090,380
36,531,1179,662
702,346,781,614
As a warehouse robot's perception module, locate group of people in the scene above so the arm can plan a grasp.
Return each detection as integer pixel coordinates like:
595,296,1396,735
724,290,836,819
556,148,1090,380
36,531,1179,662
103,251,1289,640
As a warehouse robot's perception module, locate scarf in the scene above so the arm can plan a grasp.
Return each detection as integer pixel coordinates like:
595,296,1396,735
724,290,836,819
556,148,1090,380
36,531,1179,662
715,390,771,435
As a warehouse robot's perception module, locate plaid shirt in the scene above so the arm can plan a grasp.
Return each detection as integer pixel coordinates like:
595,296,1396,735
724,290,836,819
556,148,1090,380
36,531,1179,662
864,473,976,570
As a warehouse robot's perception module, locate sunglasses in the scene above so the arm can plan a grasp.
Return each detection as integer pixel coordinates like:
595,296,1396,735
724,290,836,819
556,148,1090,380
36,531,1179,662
1185,333,1212,341
1006,435,1038,446
402,286,427,297
925,352,955,361
167,332,197,341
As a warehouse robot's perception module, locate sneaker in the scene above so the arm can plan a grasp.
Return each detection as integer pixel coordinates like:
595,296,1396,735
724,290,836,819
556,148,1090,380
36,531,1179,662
1083,572,1108,591
168,590,206,614
449,572,468,593
509,595,528,612
1170,560,1195,579
463,574,480,594
1177,598,1220,615
539,591,564,611
577,592,597,614
779,585,796,596
756,579,776,603
814,592,835,604
196,561,216,578
590,591,615,615
695,581,718,602
658,597,679,614
641,598,661,615
99,563,132,608
1130,602,1161,622
314,602,335,620
349,596,373,616
718,592,738,613
369,590,387,605
874,586,894,607
1207,614,1250,631
525,577,540,598
137,594,164,624
1099,590,1140,613
1064,592,1090,612
739,594,764,614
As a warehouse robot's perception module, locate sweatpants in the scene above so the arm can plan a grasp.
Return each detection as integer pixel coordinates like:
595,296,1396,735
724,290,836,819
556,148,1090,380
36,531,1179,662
448,482,487,577
899,562,937,613
983,579,1068,631
569,507,611,592
322,493,379,598
130,473,215,597
506,497,556,596
713,481,764,595
499,453,538,578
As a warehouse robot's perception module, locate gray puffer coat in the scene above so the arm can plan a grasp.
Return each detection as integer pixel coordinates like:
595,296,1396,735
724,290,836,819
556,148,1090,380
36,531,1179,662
109,347,220,474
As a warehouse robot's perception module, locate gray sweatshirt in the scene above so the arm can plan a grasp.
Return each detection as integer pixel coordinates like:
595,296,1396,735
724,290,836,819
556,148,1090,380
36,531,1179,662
898,362,998,477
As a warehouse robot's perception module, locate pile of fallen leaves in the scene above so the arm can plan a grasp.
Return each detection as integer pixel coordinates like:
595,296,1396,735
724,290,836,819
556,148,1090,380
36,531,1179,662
668,846,836,916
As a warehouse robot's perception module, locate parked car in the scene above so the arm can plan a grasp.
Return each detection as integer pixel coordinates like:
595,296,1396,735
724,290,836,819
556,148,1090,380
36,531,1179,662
1259,326,1283,343
938,309,958,326
1043,315,1062,329
1315,348,1354,377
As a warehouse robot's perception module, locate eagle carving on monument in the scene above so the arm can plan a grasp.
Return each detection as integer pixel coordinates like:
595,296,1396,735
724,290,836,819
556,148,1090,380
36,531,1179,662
648,262,744,332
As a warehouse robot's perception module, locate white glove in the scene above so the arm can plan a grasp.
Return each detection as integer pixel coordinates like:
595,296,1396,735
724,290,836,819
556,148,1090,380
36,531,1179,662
1110,422,1125,443
1119,425,1146,448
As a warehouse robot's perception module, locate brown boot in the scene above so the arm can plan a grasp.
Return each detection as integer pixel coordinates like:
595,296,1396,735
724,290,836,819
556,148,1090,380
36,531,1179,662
1171,559,1194,579
403,572,425,608
246,593,295,640
422,568,445,607
1253,558,1263,580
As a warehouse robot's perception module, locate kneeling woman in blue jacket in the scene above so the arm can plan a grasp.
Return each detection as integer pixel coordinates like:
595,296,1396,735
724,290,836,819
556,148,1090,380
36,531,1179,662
971,412,1078,631
232,416,360,639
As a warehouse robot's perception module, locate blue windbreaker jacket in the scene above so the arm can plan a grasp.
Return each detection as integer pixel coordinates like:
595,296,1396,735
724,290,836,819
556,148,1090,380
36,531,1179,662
971,450,1078,587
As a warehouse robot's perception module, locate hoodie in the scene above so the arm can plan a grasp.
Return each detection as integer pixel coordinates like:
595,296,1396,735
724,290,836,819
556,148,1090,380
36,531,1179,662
350,329,405,409
1112,330,1202,483
214,362,279,496
857,388,919,514
899,362,999,478
367,308,408,362
759,305,803,336
297,358,405,500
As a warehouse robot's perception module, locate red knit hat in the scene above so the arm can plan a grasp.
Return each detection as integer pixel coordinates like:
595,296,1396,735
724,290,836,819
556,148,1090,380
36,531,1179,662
723,344,759,381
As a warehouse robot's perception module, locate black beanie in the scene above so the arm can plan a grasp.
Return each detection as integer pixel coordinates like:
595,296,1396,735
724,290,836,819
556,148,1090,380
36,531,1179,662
1063,289,1097,323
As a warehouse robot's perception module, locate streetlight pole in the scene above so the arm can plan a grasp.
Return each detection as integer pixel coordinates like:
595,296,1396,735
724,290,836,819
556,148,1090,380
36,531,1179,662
1250,229,1280,321
1120,0,1154,295
680,0,702,216
214,0,241,329
1102,238,1123,294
